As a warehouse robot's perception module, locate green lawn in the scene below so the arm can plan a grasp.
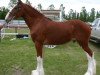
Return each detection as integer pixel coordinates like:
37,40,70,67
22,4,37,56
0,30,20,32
0,38,100,75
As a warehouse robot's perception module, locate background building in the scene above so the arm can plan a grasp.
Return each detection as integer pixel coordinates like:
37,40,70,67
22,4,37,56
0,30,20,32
37,4,65,21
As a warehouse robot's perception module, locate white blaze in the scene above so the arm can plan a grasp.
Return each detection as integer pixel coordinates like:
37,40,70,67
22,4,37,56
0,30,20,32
5,11,10,20
5,5,16,20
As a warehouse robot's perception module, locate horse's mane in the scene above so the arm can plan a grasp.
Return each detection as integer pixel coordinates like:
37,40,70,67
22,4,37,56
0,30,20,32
24,4,44,17
23,4,53,21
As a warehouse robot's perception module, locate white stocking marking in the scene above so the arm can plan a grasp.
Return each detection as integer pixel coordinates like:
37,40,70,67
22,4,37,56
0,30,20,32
31,56,44,75
85,53,96,75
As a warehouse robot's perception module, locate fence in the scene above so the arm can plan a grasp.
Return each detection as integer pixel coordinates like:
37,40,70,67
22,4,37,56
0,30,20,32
0,20,56,48
0,20,26,25
0,20,29,39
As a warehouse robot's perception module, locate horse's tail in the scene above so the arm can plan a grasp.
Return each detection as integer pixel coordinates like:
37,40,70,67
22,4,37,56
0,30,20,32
86,22,92,30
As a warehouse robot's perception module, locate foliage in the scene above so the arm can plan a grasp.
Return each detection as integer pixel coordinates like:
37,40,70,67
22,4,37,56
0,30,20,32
65,7,100,22
48,4,55,10
0,3,100,22
0,7,9,19
8,0,17,9
89,8,96,22
96,11,100,19
79,7,87,22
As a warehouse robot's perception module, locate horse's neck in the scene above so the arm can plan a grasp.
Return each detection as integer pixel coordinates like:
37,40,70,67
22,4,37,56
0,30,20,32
22,5,44,29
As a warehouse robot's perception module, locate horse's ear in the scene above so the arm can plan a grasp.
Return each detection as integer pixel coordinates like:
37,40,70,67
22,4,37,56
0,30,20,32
18,0,22,3
18,0,21,2
17,0,22,4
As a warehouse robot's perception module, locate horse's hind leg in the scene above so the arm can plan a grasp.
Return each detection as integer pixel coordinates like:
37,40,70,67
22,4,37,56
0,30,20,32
77,41,96,75
82,45,96,75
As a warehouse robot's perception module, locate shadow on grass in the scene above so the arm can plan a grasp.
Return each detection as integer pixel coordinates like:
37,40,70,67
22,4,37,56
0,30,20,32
89,41,100,51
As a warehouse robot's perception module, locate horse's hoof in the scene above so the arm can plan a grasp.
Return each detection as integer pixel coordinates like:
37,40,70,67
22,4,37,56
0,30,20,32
31,70,44,75
84,71,93,75
31,70,39,75
84,72,90,75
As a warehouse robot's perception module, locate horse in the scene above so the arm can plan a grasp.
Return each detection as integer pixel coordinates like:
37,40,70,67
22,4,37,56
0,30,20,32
5,0,96,75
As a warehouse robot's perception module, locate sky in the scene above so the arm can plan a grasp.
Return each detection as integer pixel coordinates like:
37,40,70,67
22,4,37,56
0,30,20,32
0,0,100,13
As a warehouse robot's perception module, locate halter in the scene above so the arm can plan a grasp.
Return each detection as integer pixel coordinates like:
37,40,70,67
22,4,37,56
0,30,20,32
5,4,21,24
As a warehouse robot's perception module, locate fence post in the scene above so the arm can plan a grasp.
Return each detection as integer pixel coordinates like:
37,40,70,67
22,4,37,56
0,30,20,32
0,29,1,42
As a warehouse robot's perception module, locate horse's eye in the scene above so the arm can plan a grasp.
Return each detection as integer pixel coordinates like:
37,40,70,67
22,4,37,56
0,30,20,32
18,7,21,10
14,7,17,9
14,7,21,11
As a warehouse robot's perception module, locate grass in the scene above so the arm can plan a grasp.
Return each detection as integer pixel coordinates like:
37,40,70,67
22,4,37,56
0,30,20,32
0,37,100,75
4,28,29,34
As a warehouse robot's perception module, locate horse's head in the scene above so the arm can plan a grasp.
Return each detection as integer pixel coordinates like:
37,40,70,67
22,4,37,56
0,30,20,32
5,0,24,23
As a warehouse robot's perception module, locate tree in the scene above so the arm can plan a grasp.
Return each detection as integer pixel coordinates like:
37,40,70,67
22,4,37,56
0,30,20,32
76,13,80,19
66,9,78,20
0,7,9,19
8,0,17,9
65,7,100,22
86,12,90,22
26,0,31,5
37,4,42,10
96,11,100,19
72,10,77,19
48,4,55,10
89,8,95,22
68,9,74,19
80,7,88,22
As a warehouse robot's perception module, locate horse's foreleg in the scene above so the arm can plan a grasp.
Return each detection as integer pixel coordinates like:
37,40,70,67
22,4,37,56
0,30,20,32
31,41,44,75
31,57,44,75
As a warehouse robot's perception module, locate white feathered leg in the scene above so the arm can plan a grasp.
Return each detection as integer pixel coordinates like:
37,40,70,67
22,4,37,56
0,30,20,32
85,53,96,75
31,56,44,75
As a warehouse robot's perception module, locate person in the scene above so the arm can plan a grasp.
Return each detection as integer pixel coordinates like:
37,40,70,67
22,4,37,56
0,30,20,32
0,23,3,29
0,23,3,41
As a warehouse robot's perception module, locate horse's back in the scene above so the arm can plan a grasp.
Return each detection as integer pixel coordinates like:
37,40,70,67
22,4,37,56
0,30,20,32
44,19,91,45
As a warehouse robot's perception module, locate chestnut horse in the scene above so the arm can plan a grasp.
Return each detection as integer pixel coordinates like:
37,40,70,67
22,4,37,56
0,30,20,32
5,0,96,75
